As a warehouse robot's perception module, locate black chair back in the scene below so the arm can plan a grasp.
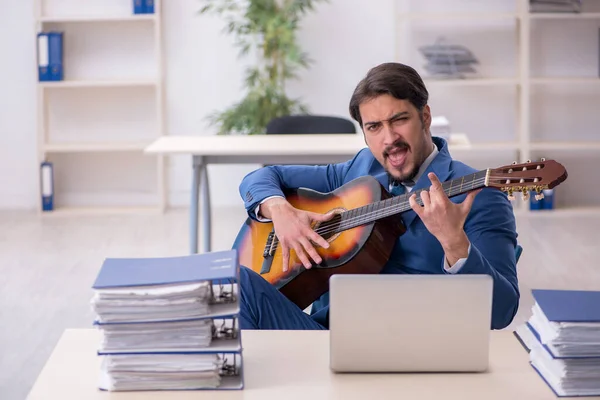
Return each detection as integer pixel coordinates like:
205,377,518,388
266,115,357,134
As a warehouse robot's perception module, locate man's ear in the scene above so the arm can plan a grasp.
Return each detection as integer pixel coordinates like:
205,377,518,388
422,104,432,130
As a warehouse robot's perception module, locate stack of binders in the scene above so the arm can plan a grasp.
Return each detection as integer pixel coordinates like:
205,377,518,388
90,249,244,391
514,289,600,397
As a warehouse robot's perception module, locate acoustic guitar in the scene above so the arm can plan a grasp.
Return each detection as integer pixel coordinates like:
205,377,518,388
232,159,568,309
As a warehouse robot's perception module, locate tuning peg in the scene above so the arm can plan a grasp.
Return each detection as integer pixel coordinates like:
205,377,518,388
512,161,517,165
535,193,544,201
526,159,531,163
522,190,530,201
507,190,515,201
540,157,546,162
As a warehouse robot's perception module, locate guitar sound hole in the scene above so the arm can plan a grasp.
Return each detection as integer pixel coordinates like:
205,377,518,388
313,210,344,243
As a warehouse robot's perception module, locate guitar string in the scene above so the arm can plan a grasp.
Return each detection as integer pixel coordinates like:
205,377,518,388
310,176,489,237
267,176,489,253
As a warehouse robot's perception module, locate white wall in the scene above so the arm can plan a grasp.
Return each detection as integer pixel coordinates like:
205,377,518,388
0,0,38,209
0,0,599,210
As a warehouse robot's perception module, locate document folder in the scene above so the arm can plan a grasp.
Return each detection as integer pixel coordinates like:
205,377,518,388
514,289,600,397
91,249,244,391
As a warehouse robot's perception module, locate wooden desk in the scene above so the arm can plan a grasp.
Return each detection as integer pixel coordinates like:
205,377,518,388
143,134,473,254
26,328,586,400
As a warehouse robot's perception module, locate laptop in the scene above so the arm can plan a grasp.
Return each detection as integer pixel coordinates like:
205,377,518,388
328,274,493,373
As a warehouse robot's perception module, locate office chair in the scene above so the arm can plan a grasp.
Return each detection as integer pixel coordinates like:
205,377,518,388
265,115,357,135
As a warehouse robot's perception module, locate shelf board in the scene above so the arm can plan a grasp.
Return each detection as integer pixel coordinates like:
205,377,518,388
529,142,600,151
529,12,600,19
399,13,518,20
44,142,153,153
38,14,157,23
39,79,157,89
515,207,600,217
530,77,600,84
40,205,161,217
450,141,518,151
424,78,519,86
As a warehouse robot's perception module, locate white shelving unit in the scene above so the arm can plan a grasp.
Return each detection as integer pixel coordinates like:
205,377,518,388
34,0,166,215
395,0,600,212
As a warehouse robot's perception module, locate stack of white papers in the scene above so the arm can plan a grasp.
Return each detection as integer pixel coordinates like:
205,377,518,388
99,318,214,353
514,289,600,397
91,281,212,323
99,354,225,391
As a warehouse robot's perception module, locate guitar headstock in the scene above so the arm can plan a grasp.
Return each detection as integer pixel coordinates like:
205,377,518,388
487,158,568,201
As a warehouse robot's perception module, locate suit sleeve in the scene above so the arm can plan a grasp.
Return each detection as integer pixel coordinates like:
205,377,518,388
239,149,367,220
449,188,520,330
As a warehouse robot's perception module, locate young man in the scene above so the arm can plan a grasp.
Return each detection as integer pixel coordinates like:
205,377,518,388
237,62,520,331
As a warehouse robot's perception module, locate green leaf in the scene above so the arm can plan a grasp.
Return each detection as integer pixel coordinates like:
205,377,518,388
197,0,327,134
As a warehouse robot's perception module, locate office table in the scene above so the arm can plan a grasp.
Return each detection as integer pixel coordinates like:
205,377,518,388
26,328,584,400
144,134,473,254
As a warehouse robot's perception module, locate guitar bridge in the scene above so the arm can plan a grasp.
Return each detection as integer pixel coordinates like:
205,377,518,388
263,231,276,257
260,231,276,275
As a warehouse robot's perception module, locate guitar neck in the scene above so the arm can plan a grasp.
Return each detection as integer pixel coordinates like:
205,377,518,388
339,169,489,230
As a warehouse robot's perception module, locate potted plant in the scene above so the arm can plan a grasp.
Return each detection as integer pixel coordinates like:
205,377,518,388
199,0,327,135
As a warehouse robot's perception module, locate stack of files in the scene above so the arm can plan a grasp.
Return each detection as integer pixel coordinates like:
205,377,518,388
530,0,582,13
514,289,600,397
91,249,244,391
419,37,479,79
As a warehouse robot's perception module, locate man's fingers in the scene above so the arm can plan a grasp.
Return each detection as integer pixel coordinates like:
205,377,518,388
461,189,481,213
409,193,423,216
308,229,330,249
292,242,313,270
313,211,335,221
428,172,443,191
281,243,290,272
420,190,431,208
299,237,322,266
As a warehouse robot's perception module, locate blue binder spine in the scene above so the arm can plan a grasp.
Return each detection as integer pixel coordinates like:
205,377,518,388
37,32,50,81
143,0,155,14
40,161,54,211
133,0,144,14
542,189,554,210
48,32,64,81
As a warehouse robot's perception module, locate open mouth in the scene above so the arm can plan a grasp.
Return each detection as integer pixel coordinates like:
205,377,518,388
385,145,409,169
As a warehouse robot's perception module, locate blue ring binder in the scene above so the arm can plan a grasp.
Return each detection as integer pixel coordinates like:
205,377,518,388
91,249,244,391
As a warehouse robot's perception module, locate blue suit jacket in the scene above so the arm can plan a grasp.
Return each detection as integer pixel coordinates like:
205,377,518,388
238,137,520,330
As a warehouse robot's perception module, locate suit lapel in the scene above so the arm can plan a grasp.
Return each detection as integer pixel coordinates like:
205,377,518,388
401,137,453,229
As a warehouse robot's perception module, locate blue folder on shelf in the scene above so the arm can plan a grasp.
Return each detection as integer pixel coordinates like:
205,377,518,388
144,0,155,13
37,31,63,81
133,0,144,14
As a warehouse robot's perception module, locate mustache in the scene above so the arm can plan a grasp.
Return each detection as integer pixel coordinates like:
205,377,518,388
383,140,410,158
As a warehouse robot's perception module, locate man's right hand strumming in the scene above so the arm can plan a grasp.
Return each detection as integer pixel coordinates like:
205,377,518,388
260,197,333,272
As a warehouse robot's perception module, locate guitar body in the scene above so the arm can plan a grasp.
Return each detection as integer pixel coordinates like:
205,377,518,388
232,176,406,310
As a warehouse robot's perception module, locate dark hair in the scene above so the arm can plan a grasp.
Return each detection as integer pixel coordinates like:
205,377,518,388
349,62,429,126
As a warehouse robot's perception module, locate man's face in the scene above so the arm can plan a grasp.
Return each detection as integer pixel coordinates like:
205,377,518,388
359,94,432,183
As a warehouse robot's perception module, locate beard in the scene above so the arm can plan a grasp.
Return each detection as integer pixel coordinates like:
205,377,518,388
384,139,419,185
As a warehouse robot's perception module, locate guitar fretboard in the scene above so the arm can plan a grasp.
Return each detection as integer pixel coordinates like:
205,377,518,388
337,169,488,231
